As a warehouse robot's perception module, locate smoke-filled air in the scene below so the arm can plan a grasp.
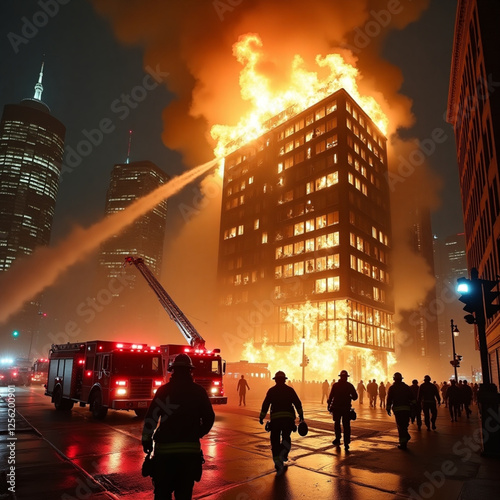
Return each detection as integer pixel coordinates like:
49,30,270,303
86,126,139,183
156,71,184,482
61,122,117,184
88,0,443,379
0,159,218,324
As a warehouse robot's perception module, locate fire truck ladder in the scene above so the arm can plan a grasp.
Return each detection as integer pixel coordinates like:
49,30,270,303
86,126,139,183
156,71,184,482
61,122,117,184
125,256,206,349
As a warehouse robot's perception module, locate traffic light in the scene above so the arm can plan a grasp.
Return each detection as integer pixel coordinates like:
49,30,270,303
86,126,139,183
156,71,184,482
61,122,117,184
457,277,481,322
12,330,19,338
449,359,460,367
305,356,310,366
481,278,500,319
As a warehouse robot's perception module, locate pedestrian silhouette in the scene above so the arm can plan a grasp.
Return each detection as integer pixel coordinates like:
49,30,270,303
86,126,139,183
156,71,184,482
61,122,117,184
379,381,387,408
321,379,330,404
327,370,358,451
237,375,250,406
356,380,366,404
410,379,422,430
462,380,473,418
141,353,215,499
259,371,304,474
386,372,414,450
447,379,461,421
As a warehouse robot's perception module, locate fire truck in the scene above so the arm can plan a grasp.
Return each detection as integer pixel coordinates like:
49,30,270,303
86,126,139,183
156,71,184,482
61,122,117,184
31,358,49,385
126,256,227,404
45,341,163,418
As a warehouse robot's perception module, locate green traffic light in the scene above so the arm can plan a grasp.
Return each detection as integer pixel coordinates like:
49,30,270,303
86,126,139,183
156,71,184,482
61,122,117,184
12,330,19,338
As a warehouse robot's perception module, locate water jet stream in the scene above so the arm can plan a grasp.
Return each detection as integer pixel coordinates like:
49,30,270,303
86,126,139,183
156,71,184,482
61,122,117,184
0,158,218,324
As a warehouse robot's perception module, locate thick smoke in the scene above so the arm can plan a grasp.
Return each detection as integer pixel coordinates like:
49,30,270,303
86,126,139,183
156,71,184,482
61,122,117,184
92,0,437,346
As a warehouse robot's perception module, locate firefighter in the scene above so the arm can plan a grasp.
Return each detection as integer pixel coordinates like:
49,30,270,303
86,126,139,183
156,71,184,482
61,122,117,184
418,375,441,430
142,353,215,499
386,372,415,450
327,370,358,451
259,371,304,474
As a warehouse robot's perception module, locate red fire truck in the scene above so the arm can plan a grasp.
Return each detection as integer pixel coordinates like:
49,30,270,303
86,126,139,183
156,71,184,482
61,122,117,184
126,256,227,404
45,341,163,418
31,358,49,385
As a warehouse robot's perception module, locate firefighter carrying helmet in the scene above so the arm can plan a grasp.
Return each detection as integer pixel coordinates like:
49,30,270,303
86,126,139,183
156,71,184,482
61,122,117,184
298,420,308,436
168,353,195,371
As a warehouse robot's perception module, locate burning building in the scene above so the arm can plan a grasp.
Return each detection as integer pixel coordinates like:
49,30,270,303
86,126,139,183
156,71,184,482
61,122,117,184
217,87,394,382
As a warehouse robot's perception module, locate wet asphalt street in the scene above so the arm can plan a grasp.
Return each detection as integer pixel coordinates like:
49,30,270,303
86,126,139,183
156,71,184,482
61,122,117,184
1,385,500,499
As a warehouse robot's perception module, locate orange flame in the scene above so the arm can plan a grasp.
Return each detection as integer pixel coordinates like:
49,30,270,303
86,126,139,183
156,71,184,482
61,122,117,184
242,301,395,382
211,34,388,158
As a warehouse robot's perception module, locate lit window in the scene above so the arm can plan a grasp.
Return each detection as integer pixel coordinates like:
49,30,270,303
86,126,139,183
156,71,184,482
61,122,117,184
294,262,304,276
262,232,268,244
294,222,304,235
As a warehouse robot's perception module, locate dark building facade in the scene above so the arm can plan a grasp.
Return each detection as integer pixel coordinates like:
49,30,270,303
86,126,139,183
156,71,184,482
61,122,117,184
217,88,394,380
433,232,480,380
0,64,65,356
447,0,500,387
96,160,169,337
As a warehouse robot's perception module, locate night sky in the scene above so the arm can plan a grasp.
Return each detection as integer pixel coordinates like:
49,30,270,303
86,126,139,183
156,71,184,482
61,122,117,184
0,0,467,358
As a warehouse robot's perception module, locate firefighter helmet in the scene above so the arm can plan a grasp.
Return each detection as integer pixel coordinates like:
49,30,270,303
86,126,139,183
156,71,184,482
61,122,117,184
338,370,349,378
298,420,308,436
393,372,403,381
273,371,287,380
168,353,195,371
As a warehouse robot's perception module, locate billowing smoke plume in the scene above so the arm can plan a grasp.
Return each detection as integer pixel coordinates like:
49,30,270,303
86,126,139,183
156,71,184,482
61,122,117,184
0,160,217,324
91,0,437,323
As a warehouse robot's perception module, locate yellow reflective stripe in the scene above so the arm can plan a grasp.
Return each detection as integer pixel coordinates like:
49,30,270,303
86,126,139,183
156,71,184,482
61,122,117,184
271,411,294,420
154,442,201,454
393,405,410,411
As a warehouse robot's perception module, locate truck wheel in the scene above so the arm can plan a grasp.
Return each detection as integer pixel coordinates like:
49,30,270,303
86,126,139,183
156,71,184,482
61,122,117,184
134,409,147,418
53,387,74,411
90,391,108,419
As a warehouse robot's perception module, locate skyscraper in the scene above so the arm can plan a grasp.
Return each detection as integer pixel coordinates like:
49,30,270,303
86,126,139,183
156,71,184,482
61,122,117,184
447,0,500,387
0,63,65,355
217,88,394,380
396,207,441,375
433,233,478,378
96,160,169,337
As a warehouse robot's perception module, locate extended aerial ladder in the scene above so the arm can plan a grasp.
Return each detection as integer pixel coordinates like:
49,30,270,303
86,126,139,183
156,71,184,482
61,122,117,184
125,256,205,348
125,256,227,404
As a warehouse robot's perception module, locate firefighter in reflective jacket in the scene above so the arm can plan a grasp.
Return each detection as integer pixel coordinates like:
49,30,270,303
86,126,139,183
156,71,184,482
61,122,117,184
259,371,304,473
142,353,215,499
386,372,415,450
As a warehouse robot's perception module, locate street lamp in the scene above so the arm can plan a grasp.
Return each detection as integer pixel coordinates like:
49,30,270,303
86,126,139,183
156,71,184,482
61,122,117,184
301,335,306,383
450,320,460,381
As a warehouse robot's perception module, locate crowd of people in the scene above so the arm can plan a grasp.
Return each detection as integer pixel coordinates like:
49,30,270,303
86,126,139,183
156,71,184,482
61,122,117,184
139,354,482,498
352,377,478,417
258,371,481,472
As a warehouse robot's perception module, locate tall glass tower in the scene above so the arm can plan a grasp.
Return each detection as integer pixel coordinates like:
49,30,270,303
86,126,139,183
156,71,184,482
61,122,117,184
95,160,169,339
0,63,66,357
